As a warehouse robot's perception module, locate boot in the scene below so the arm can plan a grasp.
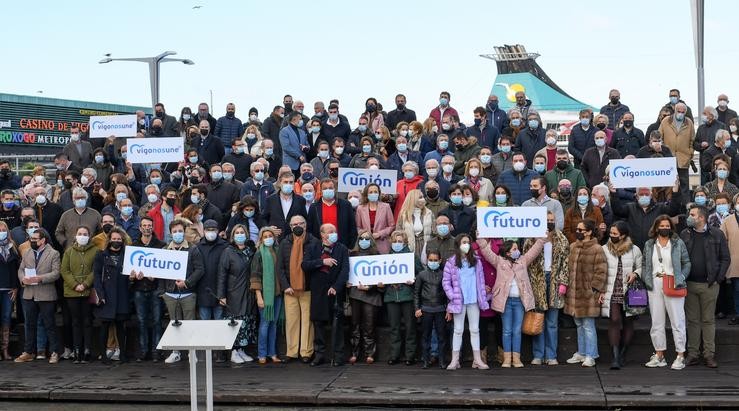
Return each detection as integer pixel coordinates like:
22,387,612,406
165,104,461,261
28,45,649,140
73,349,81,365
472,350,490,370
480,347,488,363
512,352,524,368
501,352,512,368
496,346,504,364
446,351,461,370
1,326,9,361
610,346,621,370
619,345,628,368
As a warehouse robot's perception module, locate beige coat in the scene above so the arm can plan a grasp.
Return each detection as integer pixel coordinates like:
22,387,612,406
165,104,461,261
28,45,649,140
720,215,739,279
18,246,61,302
658,116,695,168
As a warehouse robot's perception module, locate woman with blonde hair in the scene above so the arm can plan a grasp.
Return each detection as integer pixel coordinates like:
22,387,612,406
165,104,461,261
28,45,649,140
376,125,395,160
243,124,264,157
594,114,614,145
461,158,494,204
396,189,434,256
250,226,282,364
180,204,203,244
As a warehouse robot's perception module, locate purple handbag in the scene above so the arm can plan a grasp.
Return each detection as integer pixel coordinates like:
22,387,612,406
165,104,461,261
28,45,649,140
626,279,648,307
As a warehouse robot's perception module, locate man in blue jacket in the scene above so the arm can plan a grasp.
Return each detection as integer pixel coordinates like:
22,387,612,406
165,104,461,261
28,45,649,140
215,103,243,154
485,95,508,133
514,112,546,164
466,106,500,151
599,90,630,130
497,152,537,205
279,112,309,179
568,109,597,168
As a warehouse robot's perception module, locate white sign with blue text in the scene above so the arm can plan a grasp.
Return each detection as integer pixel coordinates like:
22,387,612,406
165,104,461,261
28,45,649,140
88,115,137,138
348,252,414,286
126,137,184,164
122,246,188,281
338,167,397,195
609,157,677,189
477,206,547,238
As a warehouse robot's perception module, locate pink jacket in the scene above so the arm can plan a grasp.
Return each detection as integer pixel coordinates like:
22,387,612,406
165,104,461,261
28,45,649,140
477,238,544,313
356,202,395,254
442,255,490,314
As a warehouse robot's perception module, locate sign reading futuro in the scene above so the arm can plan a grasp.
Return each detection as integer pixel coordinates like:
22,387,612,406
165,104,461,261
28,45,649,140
348,253,414,286
122,246,188,281
477,207,547,238
88,115,137,138
609,157,677,189
126,137,184,164
338,168,397,194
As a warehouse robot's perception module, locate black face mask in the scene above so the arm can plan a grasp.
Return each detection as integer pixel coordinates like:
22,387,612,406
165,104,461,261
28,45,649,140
530,189,540,198
292,226,304,237
110,240,123,250
284,103,293,111
426,189,439,199
547,222,555,232
396,103,405,111
596,123,606,130
102,224,113,234
155,111,164,118
575,232,585,241
165,198,176,207
556,160,568,170
189,177,200,185
63,181,73,190
610,97,620,105
610,236,621,244
658,228,672,238
30,241,39,251
200,129,209,136
559,188,572,198
623,120,634,128
455,144,465,151
329,169,339,178
152,126,162,134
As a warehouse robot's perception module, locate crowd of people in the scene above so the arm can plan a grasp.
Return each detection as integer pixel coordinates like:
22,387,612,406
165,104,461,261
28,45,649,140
0,89,737,371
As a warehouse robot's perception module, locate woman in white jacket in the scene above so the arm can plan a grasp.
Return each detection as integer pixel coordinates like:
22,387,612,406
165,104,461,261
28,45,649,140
601,221,642,370
396,189,434,257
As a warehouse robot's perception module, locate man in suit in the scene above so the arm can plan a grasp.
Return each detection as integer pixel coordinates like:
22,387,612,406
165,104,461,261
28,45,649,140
279,111,309,179
308,179,357,250
302,223,349,367
153,103,178,136
261,171,308,241
63,125,93,168
14,228,62,364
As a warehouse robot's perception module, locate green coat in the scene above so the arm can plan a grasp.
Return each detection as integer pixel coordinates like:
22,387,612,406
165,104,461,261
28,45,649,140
382,248,423,303
60,242,98,298
544,164,587,194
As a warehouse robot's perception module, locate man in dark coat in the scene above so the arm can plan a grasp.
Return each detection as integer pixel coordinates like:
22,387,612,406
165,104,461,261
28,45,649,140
153,103,178,137
302,223,349,366
190,120,225,168
307,179,357,250
261,106,285,156
261,172,308,241
195,220,230,325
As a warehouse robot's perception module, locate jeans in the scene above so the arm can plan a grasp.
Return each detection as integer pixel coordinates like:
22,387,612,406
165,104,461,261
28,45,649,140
421,311,447,362
0,290,12,326
533,308,560,360
134,291,163,356
258,296,282,358
501,297,524,353
732,278,739,318
198,305,223,321
573,317,598,359
37,320,47,352
22,299,59,354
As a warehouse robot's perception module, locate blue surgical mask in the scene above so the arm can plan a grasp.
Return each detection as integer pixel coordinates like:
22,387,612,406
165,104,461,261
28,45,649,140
534,164,546,173
254,171,264,181
495,194,507,204
172,232,185,243
263,237,275,247
0,232,7,241
362,145,372,153
675,113,685,122
595,139,606,147
717,169,729,180
368,193,379,202
726,139,732,149
74,199,86,209
391,242,404,252
528,119,539,129
499,145,511,153
439,97,449,106
437,224,450,236
717,204,730,216
190,195,200,204
327,232,338,244
281,184,293,195
297,120,304,128
95,155,104,164
265,148,274,156
439,140,449,150
223,172,233,181
116,192,127,202
322,189,335,200
358,238,371,250
26,228,36,237
427,261,441,271
243,210,255,218
580,118,590,126
234,233,247,244
637,195,651,207
397,143,407,152
121,152,127,160
450,195,462,205
303,191,315,202
670,96,679,105
577,195,589,205
404,171,415,180
480,154,492,164
510,250,521,260
211,171,223,181
358,125,368,133
189,156,199,164
151,177,162,185
694,195,707,205
121,206,133,216
311,126,321,134
510,118,521,127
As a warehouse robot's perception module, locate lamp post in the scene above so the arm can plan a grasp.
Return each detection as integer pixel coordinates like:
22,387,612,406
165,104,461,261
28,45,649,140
99,51,194,108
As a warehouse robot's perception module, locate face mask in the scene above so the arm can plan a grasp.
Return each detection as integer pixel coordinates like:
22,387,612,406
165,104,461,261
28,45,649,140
200,129,209,136
263,237,275,247
223,172,234,181
547,222,556,232
694,195,706,205
265,148,275,157
595,139,606,147
400,130,408,138
596,123,606,130
172,232,185,243
391,242,404,252
189,176,200,185
26,228,37,237
530,188,540,199
455,143,465,151
198,214,204,222
637,195,651,207
30,240,41,251
190,195,200,204
254,171,265,181
546,137,557,146
623,120,634,128
610,236,621,244
717,204,730,216
95,155,105,164
717,169,729,180
183,114,191,121
675,113,685,122
301,172,314,182
450,194,464,206
80,176,89,185
437,224,450,236
335,147,345,155
528,119,539,129
329,168,339,178
292,226,305,237
149,176,162,185
189,156,199,164
63,181,73,190
427,168,439,178
165,198,176,207
359,238,371,250
580,118,590,126
36,195,47,205
495,194,507,204
442,123,451,131
205,231,218,242
56,179,63,187
102,223,113,234
404,171,415,180
432,125,439,133
577,195,589,205
559,188,572,197
439,98,449,106
459,243,470,254
651,142,662,150
468,167,480,177
658,228,672,238
725,140,732,149
356,124,368,133
328,113,339,121
318,150,329,159
439,140,449,150
115,192,127,202
368,193,380,202
322,189,335,200
362,145,372,154
233,146,243,155
462,196,473,206
246,133,256,140
349,197,360,208
303,191,315,202
243,209,255,218
327,232,338,244
426,189,439,200
473,118,483,127
499,145,511,154
575,232,585,241
686,216,697,228
427,261,441,270
670,96,679,105
534,164,546,173
510,118,522,128
281,184,294,195
234,233,247,244
480,154,492,164
591,197,600,207
397,143,408,152
442,164,454,174
510,250,521,260
70,134,80,142
296,120,304,128
0,232,7,241
121,206,133,216
731,125,737,133
74,199,87,209
513,162,526,172
610,96,620,105
556,160,568,170
369,165,380,170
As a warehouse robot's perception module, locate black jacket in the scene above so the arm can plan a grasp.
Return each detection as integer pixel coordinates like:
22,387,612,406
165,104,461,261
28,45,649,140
158,244,205,295
261,193,308,241
439,204,476,237
221,152,254,183
414,267,446,311
307,198,357,249
206,180,241,216
303,240,349,322
0,245,19,290
276,233,319,291
130,236,166,292
217,243,256,316
611,192,683,249
33,202,64,250
611,126,645,158
385,107,417,131
694,120,727,153
195,237,230,308
190,134,225,168
93,249,129,320
679,226,730,285
261,116,283,156
580,146,620,189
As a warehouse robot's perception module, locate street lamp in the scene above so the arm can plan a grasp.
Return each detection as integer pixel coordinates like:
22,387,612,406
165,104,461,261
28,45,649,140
98,51,195,107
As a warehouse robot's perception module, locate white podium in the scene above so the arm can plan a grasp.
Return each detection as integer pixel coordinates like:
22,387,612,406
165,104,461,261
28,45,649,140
158,320,242,411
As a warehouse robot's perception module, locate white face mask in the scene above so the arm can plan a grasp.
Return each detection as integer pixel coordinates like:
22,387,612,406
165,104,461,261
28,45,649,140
459,243,471,254
75,235,89,246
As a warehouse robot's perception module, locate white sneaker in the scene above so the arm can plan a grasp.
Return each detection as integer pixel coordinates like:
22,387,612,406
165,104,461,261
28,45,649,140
105,349,114,360
230,350,245,364
670,356,685,370
61,348,73,360
645,354,667,368
237,349,253,362
566,353,585,364
581,357,596,367
165,351,181,364
111,348,120,361
531,358,542,365
546,359,559,366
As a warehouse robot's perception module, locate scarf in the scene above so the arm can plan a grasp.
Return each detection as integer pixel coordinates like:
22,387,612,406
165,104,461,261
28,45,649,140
607,237,633,257
468,177,480,193
0,238,10,260
260,245,277,321
289,234,306,291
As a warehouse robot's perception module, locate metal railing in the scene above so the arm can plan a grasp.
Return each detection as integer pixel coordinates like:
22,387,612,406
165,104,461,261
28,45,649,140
0,154,57,177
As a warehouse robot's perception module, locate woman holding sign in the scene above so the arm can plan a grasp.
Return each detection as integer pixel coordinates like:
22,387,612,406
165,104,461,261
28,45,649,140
347,230,383,364
250,227,282,364
93,227,130,364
